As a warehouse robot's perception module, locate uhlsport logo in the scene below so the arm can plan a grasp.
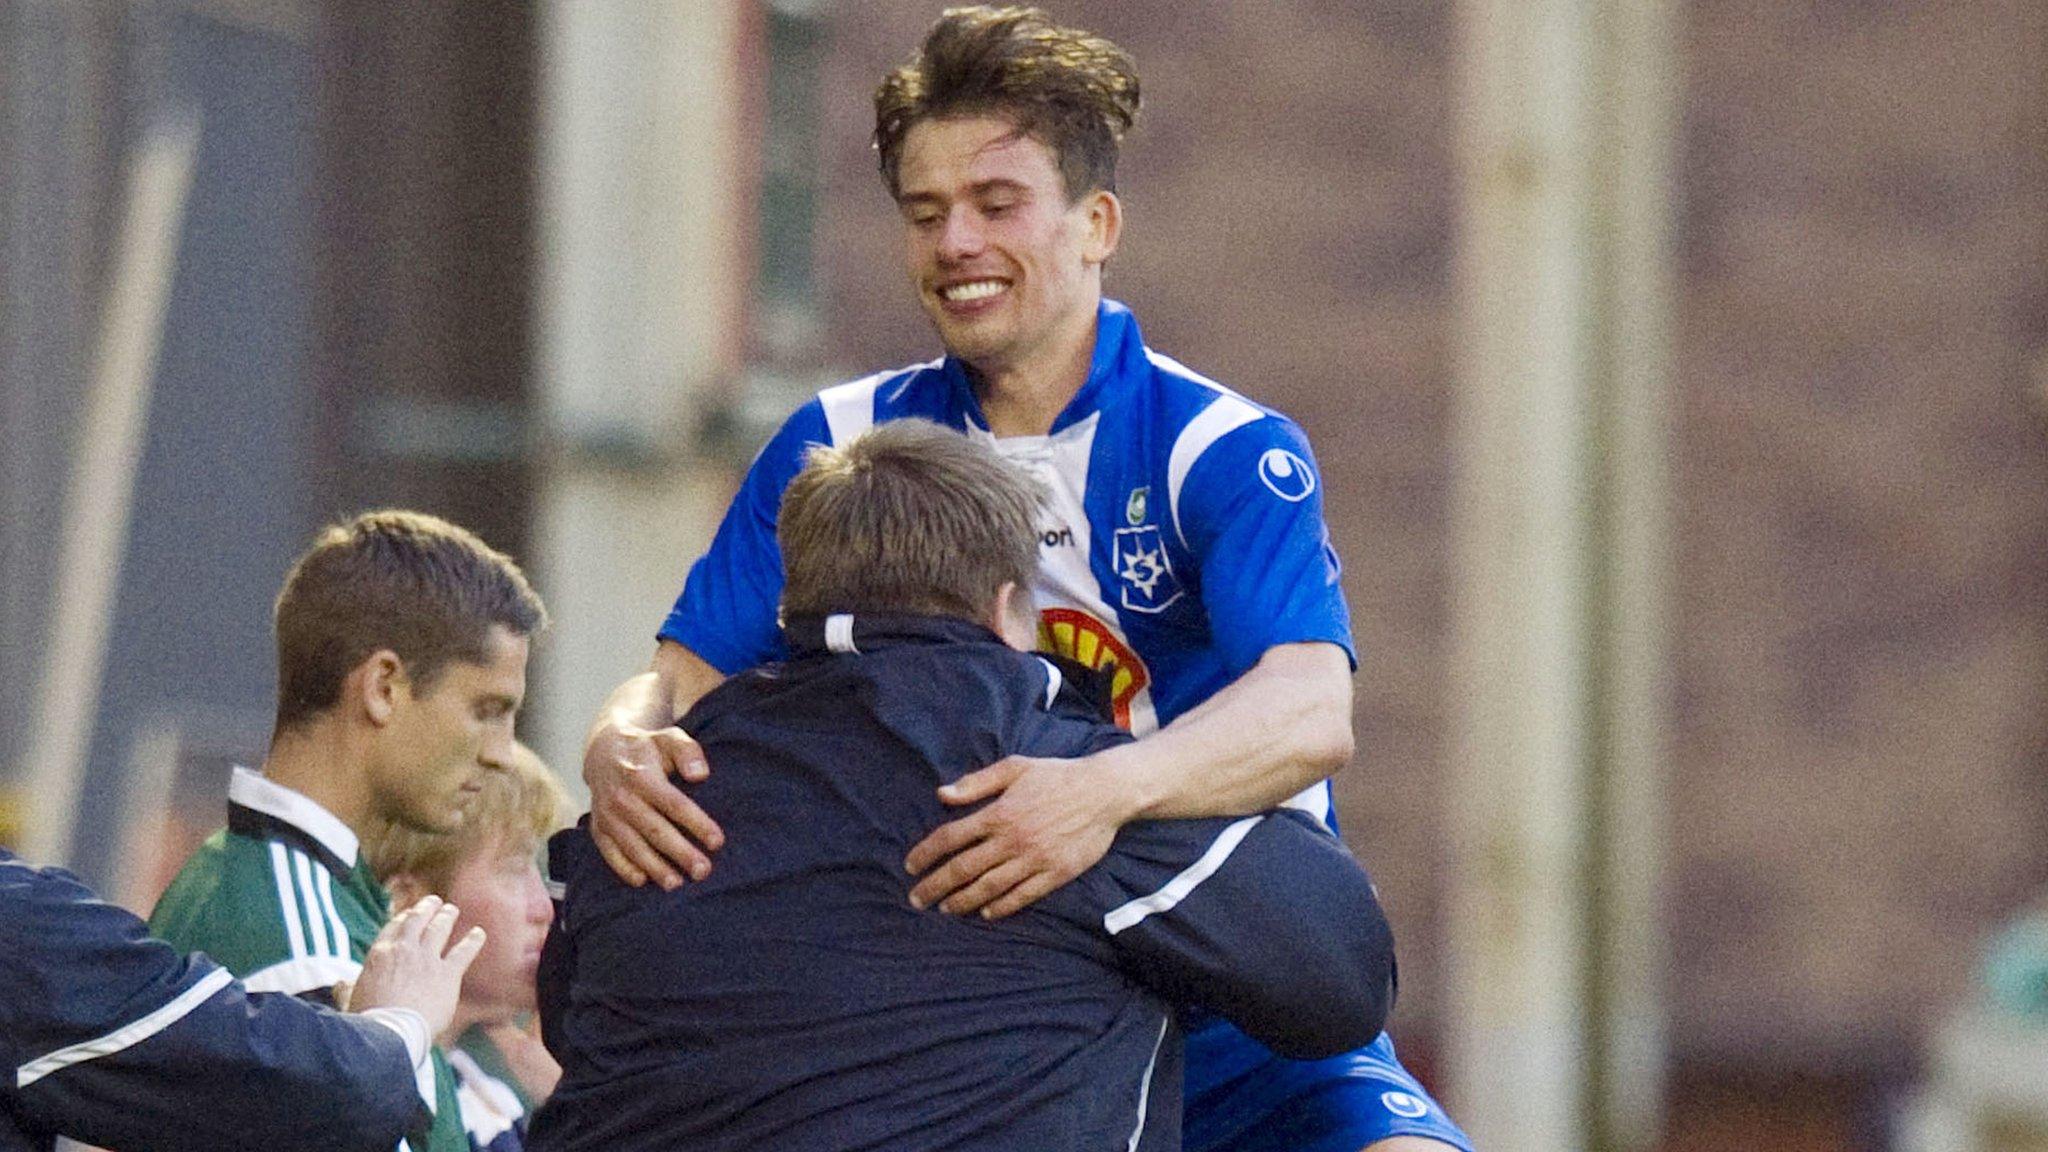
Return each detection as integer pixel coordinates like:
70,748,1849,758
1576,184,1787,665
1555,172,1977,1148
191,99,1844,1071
1125,486,1149,526
1257,448,1316,502
1112,525,1183,613
1037,607,1150,730
1039,524,1076,548
1380,1091,1430,1120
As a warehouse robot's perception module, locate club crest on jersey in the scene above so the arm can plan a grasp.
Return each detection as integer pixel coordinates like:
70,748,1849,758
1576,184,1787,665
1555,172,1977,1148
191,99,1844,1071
1258,448,1316,502
1038,607,1150,730
1112,525,1183,614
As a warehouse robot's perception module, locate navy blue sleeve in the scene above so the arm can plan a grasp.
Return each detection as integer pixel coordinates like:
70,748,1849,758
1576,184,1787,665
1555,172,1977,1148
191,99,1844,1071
1174,413,1356,676
658,399,834,676
1069,811,1395,1059
0,855,424,1152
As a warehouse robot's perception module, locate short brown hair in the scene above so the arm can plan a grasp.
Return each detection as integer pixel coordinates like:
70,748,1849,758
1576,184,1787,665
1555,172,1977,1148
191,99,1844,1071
273,509,546,730
874,5,1141,201
778,420,1042,623
365,742,567,887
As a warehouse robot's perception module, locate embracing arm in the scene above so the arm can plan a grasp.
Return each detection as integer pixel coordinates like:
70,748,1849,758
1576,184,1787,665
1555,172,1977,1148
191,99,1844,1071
906,640,1353,916
580,639,730,889
1098,640,1352,820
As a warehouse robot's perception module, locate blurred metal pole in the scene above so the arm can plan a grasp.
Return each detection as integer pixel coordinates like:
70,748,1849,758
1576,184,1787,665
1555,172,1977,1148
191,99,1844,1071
19,112,198,866
1446,0,1674,1149
527,0,752,790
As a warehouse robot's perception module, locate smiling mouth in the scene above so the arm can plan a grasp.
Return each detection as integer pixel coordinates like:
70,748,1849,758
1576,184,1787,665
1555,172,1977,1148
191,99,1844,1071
938,279,1008,304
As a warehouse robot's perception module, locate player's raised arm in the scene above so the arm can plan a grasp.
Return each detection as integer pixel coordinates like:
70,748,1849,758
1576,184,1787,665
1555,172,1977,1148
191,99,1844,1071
580,639,728,890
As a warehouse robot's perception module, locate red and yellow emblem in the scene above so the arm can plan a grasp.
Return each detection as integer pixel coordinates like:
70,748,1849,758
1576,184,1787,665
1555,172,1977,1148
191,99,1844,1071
1037,607,1150,730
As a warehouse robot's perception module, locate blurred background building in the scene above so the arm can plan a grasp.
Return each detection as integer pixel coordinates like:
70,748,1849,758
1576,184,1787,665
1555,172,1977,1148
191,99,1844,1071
4,2,2047,1150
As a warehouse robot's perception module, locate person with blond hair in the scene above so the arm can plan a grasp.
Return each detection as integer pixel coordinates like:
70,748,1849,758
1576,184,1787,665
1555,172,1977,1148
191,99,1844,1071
371,743,570,1152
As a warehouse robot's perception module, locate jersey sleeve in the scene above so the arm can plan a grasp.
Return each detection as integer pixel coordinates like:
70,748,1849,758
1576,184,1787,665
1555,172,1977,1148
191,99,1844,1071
1173,412,1356,676
1067,810,1396,1060
657,399,835,676
2,856,427,1152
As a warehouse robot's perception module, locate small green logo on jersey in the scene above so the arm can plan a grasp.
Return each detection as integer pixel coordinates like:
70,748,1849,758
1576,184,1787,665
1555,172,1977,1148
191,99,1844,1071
1126,487,1149,525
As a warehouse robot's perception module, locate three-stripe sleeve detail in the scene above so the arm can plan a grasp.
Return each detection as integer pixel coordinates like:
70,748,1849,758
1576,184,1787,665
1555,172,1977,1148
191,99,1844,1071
267,842,310,961
269,843,351,968
294,851,332,958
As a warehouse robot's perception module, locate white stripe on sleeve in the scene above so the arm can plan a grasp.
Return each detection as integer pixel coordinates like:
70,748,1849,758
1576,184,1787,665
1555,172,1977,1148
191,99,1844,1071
268,842,309,960
1163,389,1262,551
293,850,333,959
818,374,884,446
1103,816,1264,935
16,968,235,1089
315,865,350,960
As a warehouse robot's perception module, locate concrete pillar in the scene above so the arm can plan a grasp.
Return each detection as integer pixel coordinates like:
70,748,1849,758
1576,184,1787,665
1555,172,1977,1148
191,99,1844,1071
1445,1,1675,1149
528,0,752,791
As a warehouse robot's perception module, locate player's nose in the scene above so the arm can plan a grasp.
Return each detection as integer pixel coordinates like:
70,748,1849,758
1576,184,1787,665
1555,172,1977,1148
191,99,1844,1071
936,206,985,260
478,724,515,772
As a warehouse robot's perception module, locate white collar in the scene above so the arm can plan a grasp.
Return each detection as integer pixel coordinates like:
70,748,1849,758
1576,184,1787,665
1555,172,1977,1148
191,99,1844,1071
228,766,361,867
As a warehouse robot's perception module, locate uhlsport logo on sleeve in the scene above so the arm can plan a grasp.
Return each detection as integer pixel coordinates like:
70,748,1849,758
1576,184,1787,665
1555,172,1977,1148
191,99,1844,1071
1257,448,1316,502
1112,524,1183,614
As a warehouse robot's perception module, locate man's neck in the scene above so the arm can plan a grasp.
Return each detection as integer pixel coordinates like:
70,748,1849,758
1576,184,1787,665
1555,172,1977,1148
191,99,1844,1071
443,1007,483,1049
969,301,1100,437
261,719,376,841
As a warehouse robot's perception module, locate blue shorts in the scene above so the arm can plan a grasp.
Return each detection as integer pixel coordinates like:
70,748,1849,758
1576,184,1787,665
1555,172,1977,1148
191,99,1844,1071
1184,1037,1473,1152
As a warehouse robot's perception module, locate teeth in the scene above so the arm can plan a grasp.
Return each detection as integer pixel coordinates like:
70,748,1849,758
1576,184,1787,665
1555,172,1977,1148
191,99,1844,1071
941,280,1006,302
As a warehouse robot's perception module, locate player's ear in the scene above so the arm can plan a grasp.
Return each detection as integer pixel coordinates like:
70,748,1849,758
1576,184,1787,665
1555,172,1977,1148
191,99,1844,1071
354,650,405,727
991,582,1037,652
1079,189,1121,266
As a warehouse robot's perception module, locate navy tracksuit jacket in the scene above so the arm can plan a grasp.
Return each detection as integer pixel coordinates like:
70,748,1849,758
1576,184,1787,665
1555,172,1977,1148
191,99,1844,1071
0,850,425,1152
530,613,1395,1151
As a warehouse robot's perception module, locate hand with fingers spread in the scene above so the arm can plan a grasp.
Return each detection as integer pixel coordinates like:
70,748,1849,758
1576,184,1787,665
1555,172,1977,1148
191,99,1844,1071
582,719,726,890
348,895,489,1038
905,753,1138,919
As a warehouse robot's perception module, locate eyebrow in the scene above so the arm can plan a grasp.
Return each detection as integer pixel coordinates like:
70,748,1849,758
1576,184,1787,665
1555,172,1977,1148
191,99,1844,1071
898,178,1034,206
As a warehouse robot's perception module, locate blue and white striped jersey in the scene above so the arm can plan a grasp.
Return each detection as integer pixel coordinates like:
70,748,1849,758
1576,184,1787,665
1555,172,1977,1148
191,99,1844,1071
662,299,1354,829
655,300,1470,1149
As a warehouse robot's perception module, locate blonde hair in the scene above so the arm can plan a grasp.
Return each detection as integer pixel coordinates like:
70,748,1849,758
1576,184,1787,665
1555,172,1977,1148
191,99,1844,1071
366,742,568,888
